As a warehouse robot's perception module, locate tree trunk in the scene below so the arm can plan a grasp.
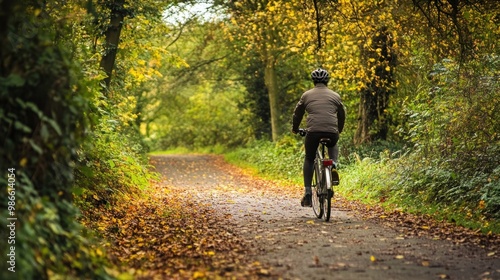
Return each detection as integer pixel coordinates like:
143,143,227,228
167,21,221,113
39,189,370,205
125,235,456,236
355,86,391,144
354,27,396,144
264,58,280,142
99,0,125,91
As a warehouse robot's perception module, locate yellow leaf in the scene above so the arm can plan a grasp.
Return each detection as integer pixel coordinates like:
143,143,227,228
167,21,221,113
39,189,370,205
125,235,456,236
96,248,103,256
370,255,376,262
395,255,404,259
487,252,495,257
20,158,28,167
422,261,430,266
192,271,205,278
258,268,270,275
306,220,315,224
479,200,486,209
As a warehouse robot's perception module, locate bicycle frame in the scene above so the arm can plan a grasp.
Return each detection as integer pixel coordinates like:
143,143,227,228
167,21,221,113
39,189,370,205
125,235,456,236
315,141,334,191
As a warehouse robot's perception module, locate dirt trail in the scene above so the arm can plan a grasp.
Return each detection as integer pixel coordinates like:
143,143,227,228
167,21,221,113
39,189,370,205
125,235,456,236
152,154,500,280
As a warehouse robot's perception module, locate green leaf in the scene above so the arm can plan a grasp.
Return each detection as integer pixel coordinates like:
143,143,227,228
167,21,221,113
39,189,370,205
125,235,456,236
48,223,63,234
24,101,44,117
46,118,62,136
40,124,50,141
29,139,43,154
79,165,94,177
14,121,32,133
72,187,84,196
3,74,25,87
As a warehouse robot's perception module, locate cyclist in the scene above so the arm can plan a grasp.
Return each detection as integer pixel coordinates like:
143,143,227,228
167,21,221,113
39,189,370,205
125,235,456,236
292,68,346,207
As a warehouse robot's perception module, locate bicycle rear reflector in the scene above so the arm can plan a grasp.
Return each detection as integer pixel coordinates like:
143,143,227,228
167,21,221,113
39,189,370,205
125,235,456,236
322,159,334,167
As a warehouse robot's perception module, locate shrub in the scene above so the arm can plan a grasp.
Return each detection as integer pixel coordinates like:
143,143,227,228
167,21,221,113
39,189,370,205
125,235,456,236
0,2,111,278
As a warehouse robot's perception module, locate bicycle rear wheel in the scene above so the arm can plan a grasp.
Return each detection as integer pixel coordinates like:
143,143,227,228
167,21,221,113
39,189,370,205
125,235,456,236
311,164,323,218
323,191,332,221
322,169,332,222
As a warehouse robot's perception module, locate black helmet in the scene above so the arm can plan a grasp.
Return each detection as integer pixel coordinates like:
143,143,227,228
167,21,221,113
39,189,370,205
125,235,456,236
311,68,330,84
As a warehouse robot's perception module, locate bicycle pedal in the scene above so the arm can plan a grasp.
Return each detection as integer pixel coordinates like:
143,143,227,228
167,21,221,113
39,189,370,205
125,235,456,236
331,170,340,185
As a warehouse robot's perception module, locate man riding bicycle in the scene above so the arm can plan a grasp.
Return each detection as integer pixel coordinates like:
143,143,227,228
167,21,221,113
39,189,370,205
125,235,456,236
292,68,346,207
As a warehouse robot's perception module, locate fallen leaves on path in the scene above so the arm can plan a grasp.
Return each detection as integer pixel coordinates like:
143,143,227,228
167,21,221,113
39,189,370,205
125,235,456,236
334,197,500,255
81,181,269,279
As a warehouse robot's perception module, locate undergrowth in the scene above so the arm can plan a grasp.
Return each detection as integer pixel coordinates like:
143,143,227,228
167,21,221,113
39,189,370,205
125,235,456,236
224,138,500,234
225,135,304,186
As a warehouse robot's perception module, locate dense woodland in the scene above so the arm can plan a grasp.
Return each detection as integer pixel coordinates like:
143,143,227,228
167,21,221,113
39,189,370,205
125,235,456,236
1,0,499,278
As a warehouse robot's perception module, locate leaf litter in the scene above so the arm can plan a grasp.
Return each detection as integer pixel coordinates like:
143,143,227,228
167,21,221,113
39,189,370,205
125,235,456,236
335,198,500,255
81,180,270,279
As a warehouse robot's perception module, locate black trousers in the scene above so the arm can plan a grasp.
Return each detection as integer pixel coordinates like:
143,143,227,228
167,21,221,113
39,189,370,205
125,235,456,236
303,132,339,192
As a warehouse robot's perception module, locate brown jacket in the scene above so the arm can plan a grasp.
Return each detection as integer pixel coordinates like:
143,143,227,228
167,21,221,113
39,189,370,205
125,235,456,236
292,83,345,134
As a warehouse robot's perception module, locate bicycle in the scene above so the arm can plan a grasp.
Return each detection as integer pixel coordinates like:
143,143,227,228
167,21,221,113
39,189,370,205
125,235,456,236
298,129,339,222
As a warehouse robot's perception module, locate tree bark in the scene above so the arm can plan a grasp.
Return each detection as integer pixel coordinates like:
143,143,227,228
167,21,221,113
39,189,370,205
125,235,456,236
354,27,396,144
264,58,280,142
99,0,126,91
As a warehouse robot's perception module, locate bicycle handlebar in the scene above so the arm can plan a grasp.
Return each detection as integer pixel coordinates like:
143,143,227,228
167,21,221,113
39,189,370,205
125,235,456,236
298,128,307,137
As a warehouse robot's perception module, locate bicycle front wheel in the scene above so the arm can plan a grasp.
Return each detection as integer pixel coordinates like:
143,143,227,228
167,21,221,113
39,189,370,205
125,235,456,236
311,163,323,219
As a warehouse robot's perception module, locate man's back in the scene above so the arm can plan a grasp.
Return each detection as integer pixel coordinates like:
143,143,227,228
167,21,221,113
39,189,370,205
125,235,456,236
293,83,344,134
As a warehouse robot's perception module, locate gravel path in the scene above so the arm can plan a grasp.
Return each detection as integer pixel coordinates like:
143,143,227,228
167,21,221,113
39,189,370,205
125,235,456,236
152,154,500,280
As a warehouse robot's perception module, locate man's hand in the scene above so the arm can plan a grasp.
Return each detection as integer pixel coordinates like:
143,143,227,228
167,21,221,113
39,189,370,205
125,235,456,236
293,128,307,136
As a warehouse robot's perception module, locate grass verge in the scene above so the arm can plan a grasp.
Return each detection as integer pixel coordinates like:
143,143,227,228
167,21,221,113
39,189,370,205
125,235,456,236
223,140,500,234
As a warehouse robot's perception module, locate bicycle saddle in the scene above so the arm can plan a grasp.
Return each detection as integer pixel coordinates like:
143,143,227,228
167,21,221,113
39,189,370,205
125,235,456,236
319,138,332,145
